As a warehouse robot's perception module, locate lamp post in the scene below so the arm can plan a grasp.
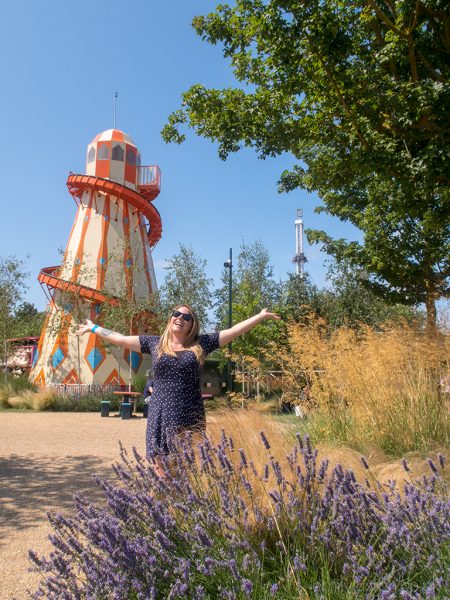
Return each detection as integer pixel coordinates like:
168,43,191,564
223,248,233,392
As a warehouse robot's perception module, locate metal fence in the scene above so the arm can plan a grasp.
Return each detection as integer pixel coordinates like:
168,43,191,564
47,383,124,397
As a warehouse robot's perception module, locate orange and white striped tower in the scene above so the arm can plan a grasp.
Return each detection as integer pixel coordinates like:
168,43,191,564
30,129,162,388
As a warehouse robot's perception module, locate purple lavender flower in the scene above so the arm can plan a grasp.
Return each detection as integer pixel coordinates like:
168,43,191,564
293,554,307,572
427,458,438,474
318,459,329,481
194,524,213,548
28,430,450,600
380,583,397,599
241,579,253,595
260,431,271,450
361,456,370,470
170,580,188,596
239,448,248,468
271,459,283,485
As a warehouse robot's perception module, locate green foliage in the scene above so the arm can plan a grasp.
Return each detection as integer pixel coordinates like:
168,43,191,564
2,372,36,394
0,374,36,410
45,393,119,412
0,256,29,338
212,240,425,369
11,302,46,338
133,373,147,393
215,240,283,362
100,294,161,336
163,0,450,325
321,258,421,329
0,256,29,376
158,243,214,329
280,273,325,324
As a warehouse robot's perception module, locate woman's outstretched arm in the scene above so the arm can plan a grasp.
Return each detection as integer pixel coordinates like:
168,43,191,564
218,308,280,348
76,319,141,352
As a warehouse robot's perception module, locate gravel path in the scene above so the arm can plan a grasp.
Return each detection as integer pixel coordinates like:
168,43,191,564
0,412,147,600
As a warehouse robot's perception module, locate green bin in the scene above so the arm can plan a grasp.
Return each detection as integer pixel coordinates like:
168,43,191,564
100,401,110,417
121,402,132,419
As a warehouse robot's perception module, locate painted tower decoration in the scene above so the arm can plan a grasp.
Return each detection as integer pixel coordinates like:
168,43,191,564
30,129,162,387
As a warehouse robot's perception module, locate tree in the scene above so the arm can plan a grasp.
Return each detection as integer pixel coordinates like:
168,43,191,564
158,243,214,329
12,302,46,338
215,240,282,360
0,256,28,375
162,0,450,327
280,273,325,324
322,259,421,329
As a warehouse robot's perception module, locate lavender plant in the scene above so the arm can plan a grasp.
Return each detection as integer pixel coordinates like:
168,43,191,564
29,434,449,599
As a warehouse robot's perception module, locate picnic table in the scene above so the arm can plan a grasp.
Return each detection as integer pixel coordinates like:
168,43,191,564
113,391,142,418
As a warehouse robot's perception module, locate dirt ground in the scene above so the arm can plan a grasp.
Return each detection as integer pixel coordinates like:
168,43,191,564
0,411,448,599
0,412,147,600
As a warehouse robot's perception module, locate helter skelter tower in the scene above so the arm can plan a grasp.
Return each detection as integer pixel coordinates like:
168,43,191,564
30,129,162,387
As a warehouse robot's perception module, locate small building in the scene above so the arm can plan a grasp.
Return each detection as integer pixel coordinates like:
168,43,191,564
3,337,39,373
201,358,227,397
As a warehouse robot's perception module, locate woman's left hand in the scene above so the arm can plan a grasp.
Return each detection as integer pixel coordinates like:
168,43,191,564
260,308,281,321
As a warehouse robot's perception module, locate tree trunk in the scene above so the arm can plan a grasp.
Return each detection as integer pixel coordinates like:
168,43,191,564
3,338,7,384
425,293,437,331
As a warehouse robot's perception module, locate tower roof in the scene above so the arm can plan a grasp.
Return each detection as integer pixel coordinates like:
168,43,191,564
90,129,136,146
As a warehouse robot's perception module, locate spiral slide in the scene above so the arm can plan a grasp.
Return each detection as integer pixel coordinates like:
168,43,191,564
38,172,162,304
67,172,162,246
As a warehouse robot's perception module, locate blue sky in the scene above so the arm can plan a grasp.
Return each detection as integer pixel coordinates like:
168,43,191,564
0,0,362,312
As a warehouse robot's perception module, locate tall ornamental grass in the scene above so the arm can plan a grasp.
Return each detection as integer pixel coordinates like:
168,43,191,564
30,432,449,599
0,373,36,408
0,389,124,411
279,320,449,455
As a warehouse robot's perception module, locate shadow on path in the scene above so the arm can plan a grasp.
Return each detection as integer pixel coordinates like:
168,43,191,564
0,454,114,541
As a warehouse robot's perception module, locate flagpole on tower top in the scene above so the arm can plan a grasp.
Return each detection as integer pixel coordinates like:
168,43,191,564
113,92,118,129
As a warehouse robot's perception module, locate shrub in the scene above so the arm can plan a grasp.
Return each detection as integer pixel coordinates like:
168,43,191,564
0,389,126,412
20,389,56,410
29,433,449,599
277,319,449,455
133,373,148,394
0,385,12,408
44,393,112,413
0,374,36,408
0,372,36,393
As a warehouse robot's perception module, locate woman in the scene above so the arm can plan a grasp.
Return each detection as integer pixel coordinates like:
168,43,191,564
77,305,280,459
143,375,154,404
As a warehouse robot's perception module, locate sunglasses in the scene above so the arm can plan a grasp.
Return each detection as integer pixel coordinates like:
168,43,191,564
172,310,194,322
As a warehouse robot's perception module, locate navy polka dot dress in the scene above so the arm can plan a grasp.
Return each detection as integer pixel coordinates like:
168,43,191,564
139,333,220,457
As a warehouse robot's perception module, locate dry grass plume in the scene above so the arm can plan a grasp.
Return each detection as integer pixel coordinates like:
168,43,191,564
272,318,449,455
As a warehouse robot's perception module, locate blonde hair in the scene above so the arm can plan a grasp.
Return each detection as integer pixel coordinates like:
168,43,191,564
157,305,205,364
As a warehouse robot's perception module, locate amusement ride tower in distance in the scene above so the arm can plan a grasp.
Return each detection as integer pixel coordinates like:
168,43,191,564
30,129,162,388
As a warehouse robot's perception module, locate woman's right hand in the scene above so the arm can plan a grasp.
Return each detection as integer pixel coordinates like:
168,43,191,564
76,319,94,336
